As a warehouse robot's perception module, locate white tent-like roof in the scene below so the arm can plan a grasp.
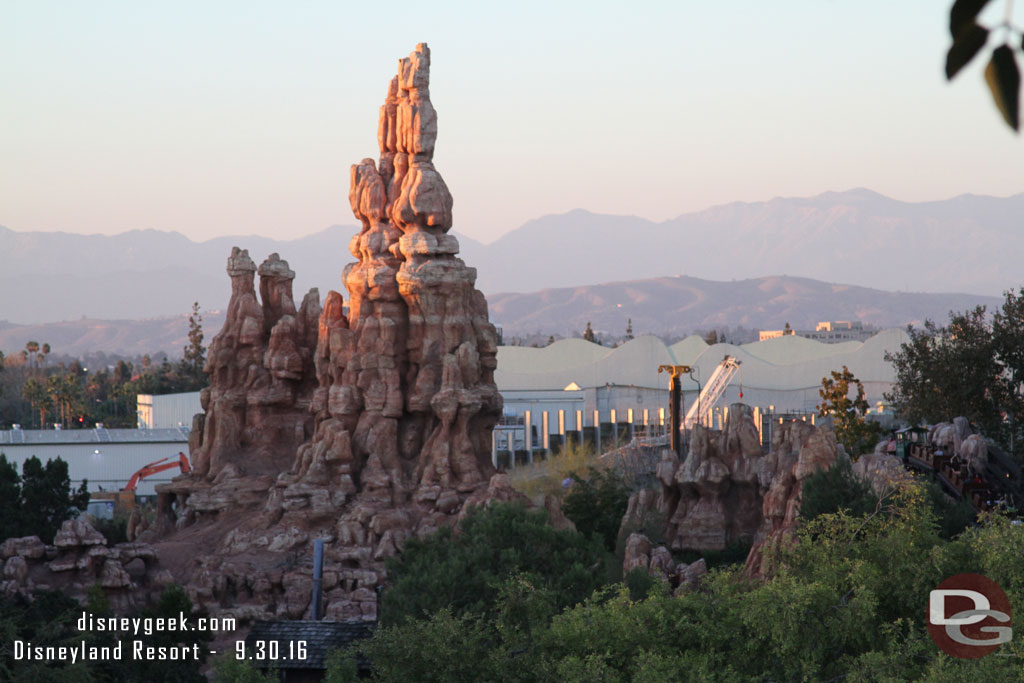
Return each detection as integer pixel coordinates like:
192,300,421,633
495,329,910,394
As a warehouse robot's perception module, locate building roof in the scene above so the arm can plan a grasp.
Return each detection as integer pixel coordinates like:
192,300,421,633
494,329,910,393
246,620,374,670
0,426,189,446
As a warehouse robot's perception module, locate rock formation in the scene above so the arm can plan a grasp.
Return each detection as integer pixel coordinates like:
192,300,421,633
658,404,767,552
183,249,320,509
744,417,841,577
645,404,842,577
930,417,989,474
620,532,707,593
1,520,169,610
137,43,504,624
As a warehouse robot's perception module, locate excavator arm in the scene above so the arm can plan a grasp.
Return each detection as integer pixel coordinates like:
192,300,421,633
124,452,191,492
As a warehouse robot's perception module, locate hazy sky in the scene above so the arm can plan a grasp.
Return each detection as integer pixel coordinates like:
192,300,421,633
2,1,1022,245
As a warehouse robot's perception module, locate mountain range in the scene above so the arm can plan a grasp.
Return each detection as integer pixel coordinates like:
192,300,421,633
0,189,1019,351
0,273,1003,357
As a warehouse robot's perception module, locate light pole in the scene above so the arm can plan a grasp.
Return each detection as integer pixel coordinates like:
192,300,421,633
658,365,691,457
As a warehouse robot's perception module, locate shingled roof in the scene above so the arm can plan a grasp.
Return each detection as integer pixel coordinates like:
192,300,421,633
245,619,374,671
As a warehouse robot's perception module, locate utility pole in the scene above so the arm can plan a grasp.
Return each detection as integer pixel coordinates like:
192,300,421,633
658,365,690,457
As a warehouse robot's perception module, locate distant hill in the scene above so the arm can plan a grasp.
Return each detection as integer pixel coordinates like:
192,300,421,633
0,189,1020,326
487,275,1003,338
0,313,227,358
473,189,1024,296
0,274,1001,357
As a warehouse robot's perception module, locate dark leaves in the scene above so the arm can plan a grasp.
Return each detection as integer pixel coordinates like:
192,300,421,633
950,0,992,39
945,22,989,79
985,45,1020,131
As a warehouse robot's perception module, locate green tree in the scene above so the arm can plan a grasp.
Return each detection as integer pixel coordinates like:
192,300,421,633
379,502,607,626
799,456,879,521
816,365,883,456
885,301,1019,447
211,657,278,682
993,286,1024,453
0,455,22,540
20,378,49,429
337,479,1024,682
181,301,208,388
19,456,89,541
561,467,631,552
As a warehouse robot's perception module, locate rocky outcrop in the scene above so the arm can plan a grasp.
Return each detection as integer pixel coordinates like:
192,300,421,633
930,418,989,474
3,44,506,631
649,404,842,578
1,520,164,609
621,532,708,592
135,44,503,626
854,451,911,496
660,404,765,552
177,249,320,518
743,418,841,577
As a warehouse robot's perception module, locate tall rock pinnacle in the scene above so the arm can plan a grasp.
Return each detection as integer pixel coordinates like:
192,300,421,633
302,42,502,508
149,44,508,623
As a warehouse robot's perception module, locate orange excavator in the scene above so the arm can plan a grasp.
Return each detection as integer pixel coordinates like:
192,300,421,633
91,452,191,513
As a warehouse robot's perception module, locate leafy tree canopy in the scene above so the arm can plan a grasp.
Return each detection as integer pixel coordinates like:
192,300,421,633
335,483,1024,682
379,502,607,627
0,454,88,542
885,291,1024,456
817,365,884,456
562,467,631,552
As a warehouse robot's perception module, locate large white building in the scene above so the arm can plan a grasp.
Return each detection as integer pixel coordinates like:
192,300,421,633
0,424,190,497
137,392,202,429
0,330,909,488
494,329,908,447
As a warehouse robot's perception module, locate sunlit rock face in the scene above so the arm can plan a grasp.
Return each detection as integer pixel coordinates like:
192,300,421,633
658,404,767,552
650,404,841,577
187,249,320,495
278,42,502,515
144,44,506,625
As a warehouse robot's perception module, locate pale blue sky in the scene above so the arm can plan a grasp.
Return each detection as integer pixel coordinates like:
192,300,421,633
1,1,1021,243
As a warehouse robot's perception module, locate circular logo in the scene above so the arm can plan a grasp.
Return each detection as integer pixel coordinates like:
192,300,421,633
927,573,1013,659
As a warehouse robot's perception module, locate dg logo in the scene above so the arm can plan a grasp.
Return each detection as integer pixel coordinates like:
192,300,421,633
927,573,1013,659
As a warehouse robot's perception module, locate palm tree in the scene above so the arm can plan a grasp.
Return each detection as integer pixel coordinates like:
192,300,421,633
25,341,40,373
22,378,50,428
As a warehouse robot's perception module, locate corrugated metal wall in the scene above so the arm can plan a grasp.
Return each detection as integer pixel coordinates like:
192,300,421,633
0,442,188,496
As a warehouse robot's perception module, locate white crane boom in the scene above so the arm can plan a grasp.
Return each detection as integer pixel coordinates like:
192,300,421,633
683,356,741,429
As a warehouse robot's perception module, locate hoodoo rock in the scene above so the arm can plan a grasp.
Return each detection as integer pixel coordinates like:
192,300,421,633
139,43,504,624
651,404,842,578
744,417,841,577
660,404,766,552
189,249,319,483
3,44,504,634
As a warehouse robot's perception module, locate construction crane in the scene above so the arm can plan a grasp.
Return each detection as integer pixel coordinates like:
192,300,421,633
683,356,741,429
91,452,191,513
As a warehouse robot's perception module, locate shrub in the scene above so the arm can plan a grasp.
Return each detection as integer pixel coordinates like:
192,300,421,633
799,456,879,521
380,502,607,626
562,467,631,552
